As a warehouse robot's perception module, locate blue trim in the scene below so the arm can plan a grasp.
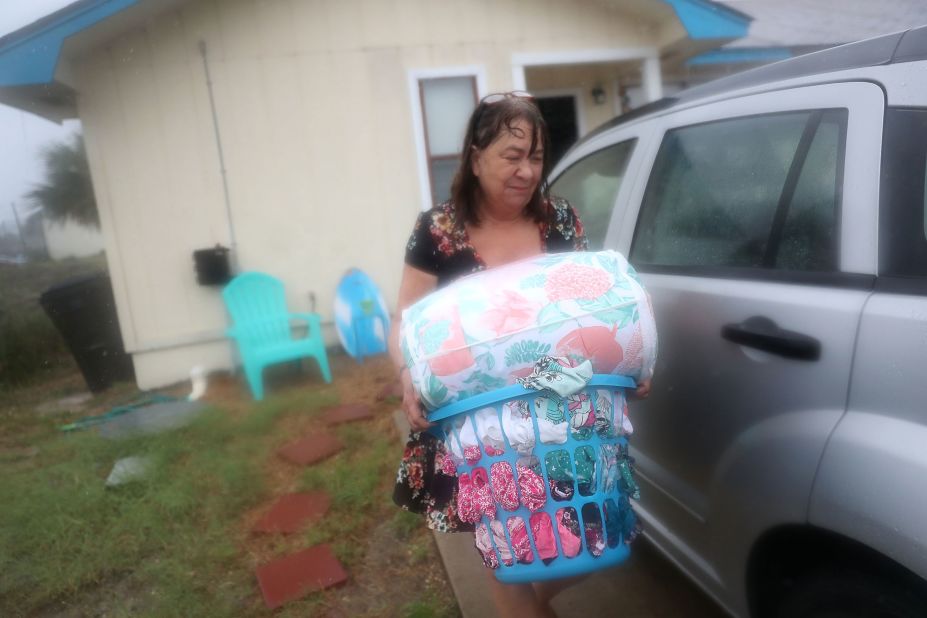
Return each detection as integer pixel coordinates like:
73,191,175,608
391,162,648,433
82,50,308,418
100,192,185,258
661,0,750,40
428,378,638,582
427,374,637,424
0,0,749,88
0,0,139,87
687,47,793,66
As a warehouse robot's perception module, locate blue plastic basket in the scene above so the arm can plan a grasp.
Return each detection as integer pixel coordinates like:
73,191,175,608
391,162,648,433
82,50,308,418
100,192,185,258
428,374,638,583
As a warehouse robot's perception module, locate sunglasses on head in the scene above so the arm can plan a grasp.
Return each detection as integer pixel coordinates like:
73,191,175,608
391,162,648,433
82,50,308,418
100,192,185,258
479,90,534,105
472,91,536,129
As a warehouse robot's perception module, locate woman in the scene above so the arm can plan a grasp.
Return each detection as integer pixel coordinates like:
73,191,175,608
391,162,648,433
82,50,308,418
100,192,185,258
389,92,646,617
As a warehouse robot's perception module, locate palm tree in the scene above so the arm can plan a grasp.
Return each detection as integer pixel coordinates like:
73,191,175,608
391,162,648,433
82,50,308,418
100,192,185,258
26,133,99,227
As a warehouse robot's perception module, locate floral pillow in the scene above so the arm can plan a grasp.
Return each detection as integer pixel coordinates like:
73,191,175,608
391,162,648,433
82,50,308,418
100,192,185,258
400,251,658,410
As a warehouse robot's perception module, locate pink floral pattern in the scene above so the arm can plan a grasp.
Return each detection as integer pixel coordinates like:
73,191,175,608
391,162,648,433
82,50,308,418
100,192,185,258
483,290,541,336
402,251,658,410
490,462,520,511
516,463,547,512
464,445,482,465
530,512,559,560
545,262,612,302
507,517,534,564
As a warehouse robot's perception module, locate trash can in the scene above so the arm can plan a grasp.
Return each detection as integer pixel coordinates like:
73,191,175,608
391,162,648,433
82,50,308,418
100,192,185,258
39,273,135,392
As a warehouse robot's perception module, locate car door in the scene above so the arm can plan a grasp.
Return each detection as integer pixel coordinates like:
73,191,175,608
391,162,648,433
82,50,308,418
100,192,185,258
607,82,884,612
810,107,927,583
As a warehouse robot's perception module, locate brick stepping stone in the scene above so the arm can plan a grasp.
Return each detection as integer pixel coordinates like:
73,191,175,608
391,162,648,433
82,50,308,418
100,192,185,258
251,492,332,534
277,431,343,466
323,403,374,426
255,544,347,609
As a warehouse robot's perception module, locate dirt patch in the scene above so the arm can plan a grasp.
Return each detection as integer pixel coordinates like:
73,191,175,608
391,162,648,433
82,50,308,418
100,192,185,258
232,354,458,616
327,516,459,618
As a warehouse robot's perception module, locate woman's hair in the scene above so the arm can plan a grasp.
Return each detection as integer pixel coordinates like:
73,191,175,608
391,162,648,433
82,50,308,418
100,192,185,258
449,95,552,226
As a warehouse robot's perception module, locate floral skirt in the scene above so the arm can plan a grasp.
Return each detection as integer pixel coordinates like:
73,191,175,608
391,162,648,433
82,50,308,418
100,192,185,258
392,430,473,533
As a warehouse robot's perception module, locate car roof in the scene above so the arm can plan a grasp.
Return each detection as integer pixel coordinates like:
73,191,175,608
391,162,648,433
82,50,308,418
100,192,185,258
579,25,927,144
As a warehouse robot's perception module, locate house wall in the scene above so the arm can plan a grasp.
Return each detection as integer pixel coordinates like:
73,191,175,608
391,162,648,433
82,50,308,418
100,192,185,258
72,0,668,389
42,218,105,260
526,62,643,131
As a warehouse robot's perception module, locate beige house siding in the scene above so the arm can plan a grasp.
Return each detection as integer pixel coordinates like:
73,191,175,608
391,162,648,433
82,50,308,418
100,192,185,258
527,63,644,130
70,0,676,389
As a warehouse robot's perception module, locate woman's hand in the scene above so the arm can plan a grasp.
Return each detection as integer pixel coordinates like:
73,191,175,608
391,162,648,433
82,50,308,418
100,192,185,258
400,368,432,432
631,378,652,400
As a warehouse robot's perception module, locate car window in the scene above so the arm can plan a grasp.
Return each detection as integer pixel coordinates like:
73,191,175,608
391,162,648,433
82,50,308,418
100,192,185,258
775,113,845,271
881,108,927,280
631,110,847,272
550,140,636,250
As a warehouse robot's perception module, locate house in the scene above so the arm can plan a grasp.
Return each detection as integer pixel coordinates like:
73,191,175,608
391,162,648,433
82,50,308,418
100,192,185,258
42,214,105,260
0,0,748,389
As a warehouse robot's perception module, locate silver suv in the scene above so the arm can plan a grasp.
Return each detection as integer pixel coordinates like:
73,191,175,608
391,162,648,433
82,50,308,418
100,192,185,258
549,26,927,618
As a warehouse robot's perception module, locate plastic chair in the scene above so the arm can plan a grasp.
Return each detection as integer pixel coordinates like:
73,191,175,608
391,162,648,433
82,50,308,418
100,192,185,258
222,272,332,400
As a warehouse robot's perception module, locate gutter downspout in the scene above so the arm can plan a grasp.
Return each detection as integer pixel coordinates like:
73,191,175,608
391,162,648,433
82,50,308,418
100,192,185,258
198,40,239,272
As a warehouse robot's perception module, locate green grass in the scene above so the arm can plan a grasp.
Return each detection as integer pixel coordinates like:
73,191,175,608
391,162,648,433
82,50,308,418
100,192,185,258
0,350,460,617
400,595,461,618
298,422,397,567
390,508,424,541
0,389,333,616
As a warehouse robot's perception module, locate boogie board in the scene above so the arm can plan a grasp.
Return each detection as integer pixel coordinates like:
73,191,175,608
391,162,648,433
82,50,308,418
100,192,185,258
334,268,391,360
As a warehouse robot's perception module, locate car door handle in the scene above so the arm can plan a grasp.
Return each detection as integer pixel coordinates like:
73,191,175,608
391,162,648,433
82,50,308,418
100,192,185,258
721,316,821,361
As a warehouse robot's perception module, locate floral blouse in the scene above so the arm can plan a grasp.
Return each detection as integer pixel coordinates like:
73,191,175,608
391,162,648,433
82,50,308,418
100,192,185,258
404,196,588,287
393,196,588,533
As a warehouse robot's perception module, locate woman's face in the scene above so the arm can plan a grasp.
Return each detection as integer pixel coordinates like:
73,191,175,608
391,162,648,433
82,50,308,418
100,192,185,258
471,118,544,219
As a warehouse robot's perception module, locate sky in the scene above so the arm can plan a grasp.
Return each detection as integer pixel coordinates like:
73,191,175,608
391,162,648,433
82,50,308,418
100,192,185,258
0,1,80,231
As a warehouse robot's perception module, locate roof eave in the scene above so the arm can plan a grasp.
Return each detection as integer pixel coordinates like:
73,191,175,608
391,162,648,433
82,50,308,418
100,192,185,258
661,0,751,41
0,0,141,88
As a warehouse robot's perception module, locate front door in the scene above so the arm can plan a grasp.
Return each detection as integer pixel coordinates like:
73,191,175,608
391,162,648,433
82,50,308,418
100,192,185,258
536,95,579,167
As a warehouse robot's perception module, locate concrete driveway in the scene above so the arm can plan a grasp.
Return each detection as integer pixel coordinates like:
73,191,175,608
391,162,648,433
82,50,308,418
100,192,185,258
433,524,727,618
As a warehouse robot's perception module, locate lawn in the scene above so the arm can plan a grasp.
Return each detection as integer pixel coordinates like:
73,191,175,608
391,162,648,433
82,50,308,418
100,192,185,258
0,350,461,617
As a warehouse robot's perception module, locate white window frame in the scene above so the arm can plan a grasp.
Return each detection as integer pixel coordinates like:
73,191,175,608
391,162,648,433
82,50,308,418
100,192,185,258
407,66,488,211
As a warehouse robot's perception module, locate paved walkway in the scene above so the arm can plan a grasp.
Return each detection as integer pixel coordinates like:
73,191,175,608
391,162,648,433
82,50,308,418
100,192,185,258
392,410,729,618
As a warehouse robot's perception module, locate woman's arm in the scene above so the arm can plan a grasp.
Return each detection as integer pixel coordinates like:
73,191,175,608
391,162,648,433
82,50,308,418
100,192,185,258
390,264,438,431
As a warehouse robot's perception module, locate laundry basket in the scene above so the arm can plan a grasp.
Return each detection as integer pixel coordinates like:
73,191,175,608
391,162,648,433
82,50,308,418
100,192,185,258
428,374,638,583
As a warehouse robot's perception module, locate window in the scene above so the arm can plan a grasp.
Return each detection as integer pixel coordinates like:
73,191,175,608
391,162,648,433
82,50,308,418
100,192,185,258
631,110,847,272
880,108,927,278
550,140,636,250
419,77,478,205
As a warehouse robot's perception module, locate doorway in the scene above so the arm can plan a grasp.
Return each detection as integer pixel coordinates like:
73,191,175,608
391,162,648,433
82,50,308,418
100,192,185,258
535,94,580,166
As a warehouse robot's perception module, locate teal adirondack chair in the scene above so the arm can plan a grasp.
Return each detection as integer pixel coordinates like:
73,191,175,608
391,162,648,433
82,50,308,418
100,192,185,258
222,272,332,400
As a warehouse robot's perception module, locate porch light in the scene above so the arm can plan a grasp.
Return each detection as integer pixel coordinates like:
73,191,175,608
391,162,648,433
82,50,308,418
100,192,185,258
591,85,606,105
